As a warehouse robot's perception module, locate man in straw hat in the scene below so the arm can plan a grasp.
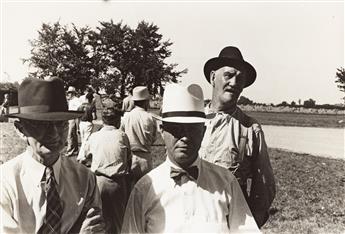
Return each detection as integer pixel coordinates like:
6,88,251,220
122,83,259,233
66,85,81,157
199,46,276,227
120,86,157,182
0,78,104,233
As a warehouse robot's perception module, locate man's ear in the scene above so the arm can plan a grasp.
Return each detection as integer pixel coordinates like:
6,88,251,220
14,120,27,141
158,123,165,140
210,71,216,87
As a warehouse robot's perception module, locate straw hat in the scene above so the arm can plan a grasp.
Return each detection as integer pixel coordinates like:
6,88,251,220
67,86,76,93
132,86,150,101
7,78,83,121
160,83,205,123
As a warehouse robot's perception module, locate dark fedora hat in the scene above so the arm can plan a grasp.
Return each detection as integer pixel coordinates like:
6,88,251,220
7,78,83,121
204,46,257,88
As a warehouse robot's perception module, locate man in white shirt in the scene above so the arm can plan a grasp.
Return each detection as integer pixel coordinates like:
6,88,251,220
121,83,259,233
121,86,157,182
80,107,132,233
66,86,81,157
1,78,104,233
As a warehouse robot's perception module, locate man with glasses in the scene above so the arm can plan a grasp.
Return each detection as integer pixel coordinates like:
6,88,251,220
0,78,104,233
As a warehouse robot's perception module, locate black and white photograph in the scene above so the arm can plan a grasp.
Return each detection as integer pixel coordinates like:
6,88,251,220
0,0,344,233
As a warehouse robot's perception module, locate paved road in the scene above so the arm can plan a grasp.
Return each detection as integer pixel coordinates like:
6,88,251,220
263,125,345,160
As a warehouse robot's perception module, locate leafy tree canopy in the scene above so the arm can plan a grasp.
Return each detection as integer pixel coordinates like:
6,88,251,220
335,67,345,101
24,20,186,97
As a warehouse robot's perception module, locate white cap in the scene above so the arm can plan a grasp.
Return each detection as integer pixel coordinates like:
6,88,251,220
132,86,150,101
161,83,205,123
67,86,76,93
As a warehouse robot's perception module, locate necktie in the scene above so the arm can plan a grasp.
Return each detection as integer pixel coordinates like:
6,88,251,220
170,166,199,186
38,166,63,234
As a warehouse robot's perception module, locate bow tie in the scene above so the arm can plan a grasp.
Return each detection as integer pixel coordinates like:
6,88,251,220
170,166,199,186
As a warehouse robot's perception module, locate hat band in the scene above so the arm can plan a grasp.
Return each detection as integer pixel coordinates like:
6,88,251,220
162,111,206,119
19,105,50,113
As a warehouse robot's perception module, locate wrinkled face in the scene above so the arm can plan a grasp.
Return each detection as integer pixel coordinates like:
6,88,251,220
211,66,247,108
16,119,68,158
161,122,205,169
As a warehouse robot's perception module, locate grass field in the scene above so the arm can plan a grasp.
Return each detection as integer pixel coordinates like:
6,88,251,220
1,121,344,233
243,111,345,129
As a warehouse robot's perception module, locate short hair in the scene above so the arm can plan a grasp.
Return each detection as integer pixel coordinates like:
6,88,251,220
102,107,123,125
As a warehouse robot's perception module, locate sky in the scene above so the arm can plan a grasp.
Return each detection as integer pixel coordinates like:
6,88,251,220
1,0,344,105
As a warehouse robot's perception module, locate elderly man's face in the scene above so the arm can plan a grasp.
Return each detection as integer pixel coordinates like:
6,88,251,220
161,122,205,169
16,119,68,160
211,66,247,108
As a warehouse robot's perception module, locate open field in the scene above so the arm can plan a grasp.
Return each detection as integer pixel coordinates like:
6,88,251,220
1,122,344,233
243,111,345,129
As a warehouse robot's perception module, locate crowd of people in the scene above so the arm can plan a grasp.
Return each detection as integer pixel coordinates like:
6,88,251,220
0,46,276,233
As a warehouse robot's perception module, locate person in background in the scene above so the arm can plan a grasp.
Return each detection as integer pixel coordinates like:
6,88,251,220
121,90,134,113
0,93,10,116
199,46,276,228
120,86,157,183
92,87,104,120
77,92,95,162
66,86,81,157
121,83,259,233
81,107,132,234
0,77,104,233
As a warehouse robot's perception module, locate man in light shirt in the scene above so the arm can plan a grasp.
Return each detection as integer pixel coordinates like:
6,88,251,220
121,86,157,182
66,86,81,157
199,46,276,227
121,83,259,233
0,78,104,233
81,107,132,233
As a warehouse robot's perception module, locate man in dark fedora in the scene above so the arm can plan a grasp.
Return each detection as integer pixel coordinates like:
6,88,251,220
0,78,104,233
122,83,259,233
199,46,276,228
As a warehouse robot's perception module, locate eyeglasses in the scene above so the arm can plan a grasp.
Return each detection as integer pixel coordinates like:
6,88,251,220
21,119,68,129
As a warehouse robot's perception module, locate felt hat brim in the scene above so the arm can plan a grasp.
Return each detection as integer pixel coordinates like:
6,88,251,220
6,110,83,121
204,57,256,88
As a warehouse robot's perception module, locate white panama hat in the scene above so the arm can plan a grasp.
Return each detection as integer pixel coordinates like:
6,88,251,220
161,83,205,123
132,86,150,101
67,86,76,93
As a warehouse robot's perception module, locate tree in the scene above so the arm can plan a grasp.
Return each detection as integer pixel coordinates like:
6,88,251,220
290,101,296,107
23,22,94,91
303,98,316,108
335,67,345,100
24,20,186,97
237,96,254,105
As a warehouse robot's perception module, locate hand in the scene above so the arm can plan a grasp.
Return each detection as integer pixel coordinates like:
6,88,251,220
79,208,105,234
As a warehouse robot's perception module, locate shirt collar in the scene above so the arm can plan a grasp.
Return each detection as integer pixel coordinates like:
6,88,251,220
133,106,146,111
205,103,238,118
23,148,62,185
165,154,200,170
101,125,117,131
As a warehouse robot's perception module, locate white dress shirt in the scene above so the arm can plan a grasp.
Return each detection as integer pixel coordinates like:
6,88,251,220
0,149,102,233
121,156,260,233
